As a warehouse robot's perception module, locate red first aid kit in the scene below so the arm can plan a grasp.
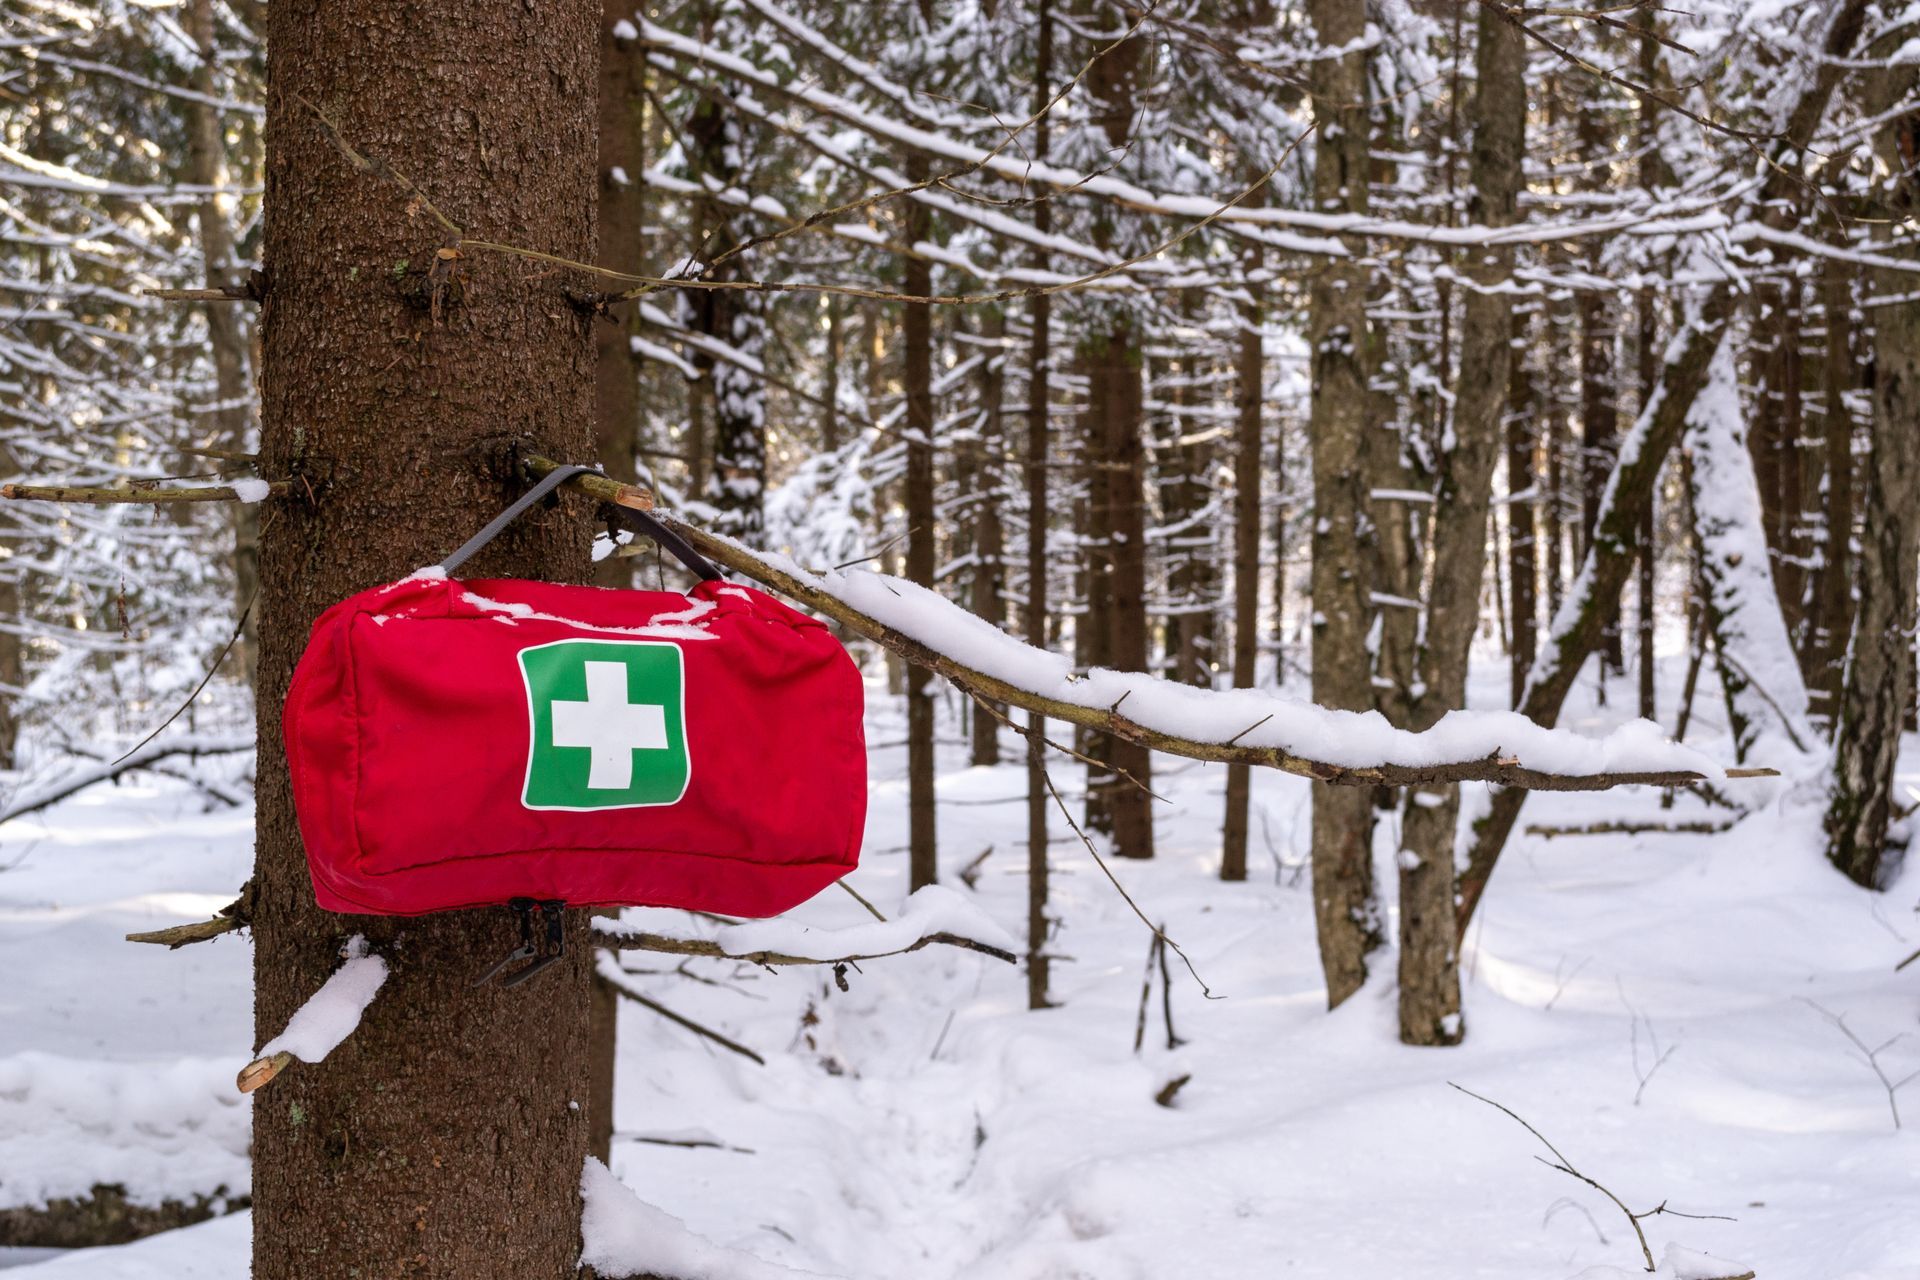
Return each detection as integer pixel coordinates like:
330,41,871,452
283,466,867,925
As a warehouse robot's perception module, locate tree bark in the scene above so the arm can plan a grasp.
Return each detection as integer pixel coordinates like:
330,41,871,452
1826,60,1920,888
904,147,939,891
1221,275,1263,883
1083,11,1153,861
1809,257,1856,723
186,0,258,686
971,308,1007,766
1506,306,1538,709
593,5,646,591
685,80,766,537
1305,0,1381,1008
1396,0,1521,1047
253,2,598,1276
1024,0,1054,1009
587,0,647,1167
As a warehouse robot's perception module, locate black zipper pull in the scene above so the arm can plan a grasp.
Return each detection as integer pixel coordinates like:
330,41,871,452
501,900,567,989
473,897,538,987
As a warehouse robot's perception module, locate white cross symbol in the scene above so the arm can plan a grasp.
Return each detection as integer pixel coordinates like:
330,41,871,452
549,661,668,790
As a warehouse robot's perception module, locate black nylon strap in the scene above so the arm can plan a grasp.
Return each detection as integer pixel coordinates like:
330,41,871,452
438,464,724,584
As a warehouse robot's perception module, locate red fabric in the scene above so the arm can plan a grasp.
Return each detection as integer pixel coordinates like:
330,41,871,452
284,573,867,917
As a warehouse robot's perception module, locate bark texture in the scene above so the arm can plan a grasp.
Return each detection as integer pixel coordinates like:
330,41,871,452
1305,0,1380,1008
1024,0,1054,1009
1221,281,1262,883
904,148,938,891
253,3,599,1277
1396,0,1521,1047
1826,63,1920,888
593,5,646,591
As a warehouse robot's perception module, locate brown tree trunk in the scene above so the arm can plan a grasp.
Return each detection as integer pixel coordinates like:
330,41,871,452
1024,0,1054,1009
904,149,939,891
254,1,598,1277
684,82,765,536
1506,306,1538,709
971,308,1007,766
1809,257,1856,721
587,0,646,1166
1082,12,1153,861
1397,0,1521,1047
1094,312,1155,860
1306,0,1381,1008
186,0,258,686
1826,67,1920,888
1221,277,1262,883
593,4,646,592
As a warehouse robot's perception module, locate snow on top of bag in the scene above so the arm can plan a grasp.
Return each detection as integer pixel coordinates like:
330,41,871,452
456,585,720,642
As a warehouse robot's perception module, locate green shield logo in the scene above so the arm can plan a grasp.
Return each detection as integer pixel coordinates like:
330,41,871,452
519,639,691,811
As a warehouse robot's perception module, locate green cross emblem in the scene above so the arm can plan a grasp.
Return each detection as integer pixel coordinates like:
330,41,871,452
518,639,691,811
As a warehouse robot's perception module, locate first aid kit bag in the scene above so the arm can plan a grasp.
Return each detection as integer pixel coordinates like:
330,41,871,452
283,467,867,920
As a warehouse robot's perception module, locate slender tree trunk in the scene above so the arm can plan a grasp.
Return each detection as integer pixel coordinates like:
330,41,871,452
186,0,258,686
685,83,766,536
1306,0,1381,1008
1221,275,1263,883
904,147,938,891
1827,64,1920,888
1506,306,1538,708
1397,0,1521,1047
254,2,598,1276
1082,11,1152,860
586,0,647,1166
971,308,1007,766
593,6,645,592
1024,1,1054,1009
1810,257,1856,723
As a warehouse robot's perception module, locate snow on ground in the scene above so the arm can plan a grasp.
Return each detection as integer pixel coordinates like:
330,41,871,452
3,653,1916,1279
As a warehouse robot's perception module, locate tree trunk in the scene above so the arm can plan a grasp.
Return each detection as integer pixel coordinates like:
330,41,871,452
186,0,258,686
587,0,646,1166
593,5,645,592
970,308,1007,766
1397,0,1521,1047
1305,0,1381,1008
1506,306,1538,709
1083,12,1152,861
1826,65,1920,888
685,83,766,537
904,149,938,891
1809,257,1856,723
1221,277,1262,883
1024,0,1054,1009
254,1,598,1277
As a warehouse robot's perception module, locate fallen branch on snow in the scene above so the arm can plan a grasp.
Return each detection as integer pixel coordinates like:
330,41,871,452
526,457,1760,794
1451,1083,1740,1275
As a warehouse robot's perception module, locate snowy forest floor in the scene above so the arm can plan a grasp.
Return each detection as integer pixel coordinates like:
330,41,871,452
3,653,1917,1280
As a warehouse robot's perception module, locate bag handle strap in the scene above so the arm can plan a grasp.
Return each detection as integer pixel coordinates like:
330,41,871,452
439,464,725,583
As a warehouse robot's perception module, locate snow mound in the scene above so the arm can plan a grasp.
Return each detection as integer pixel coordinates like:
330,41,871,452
581,1158,835,1279
0,1053,249,1210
